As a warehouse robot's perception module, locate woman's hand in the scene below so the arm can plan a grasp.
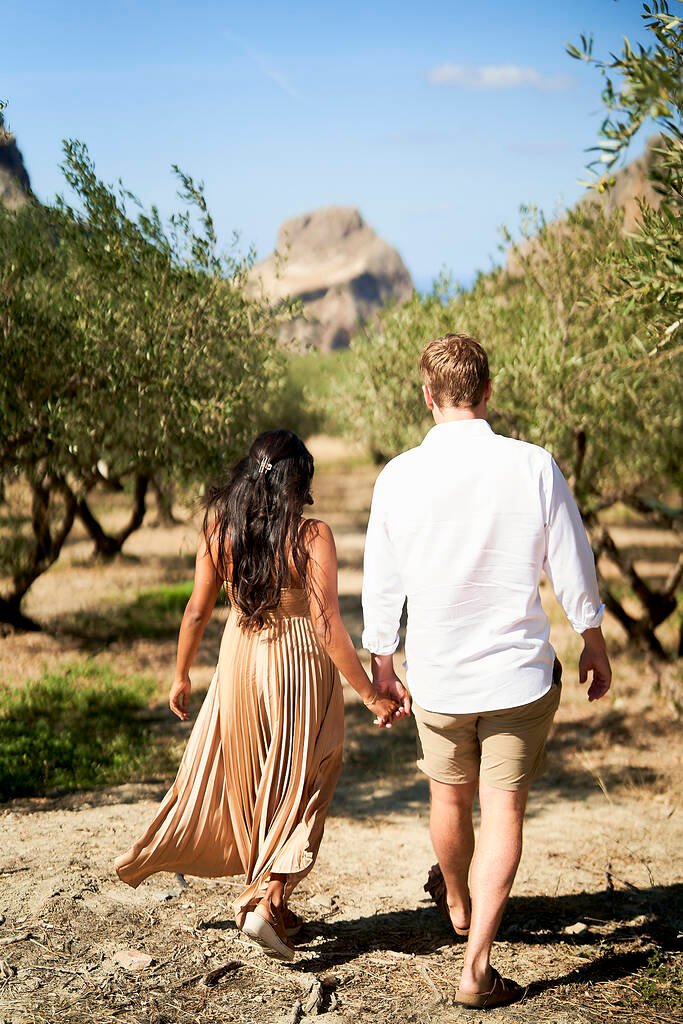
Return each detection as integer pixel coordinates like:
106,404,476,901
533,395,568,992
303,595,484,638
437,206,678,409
169,676,191,721
371,654,412,721
366,694,399,727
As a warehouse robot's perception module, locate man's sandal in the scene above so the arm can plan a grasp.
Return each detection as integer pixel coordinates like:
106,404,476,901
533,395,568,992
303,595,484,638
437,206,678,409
242,897,295,962
424,863,470,938
455,968,525,1010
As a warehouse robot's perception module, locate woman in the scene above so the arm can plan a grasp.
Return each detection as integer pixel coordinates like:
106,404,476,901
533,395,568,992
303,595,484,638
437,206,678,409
115,430,397,961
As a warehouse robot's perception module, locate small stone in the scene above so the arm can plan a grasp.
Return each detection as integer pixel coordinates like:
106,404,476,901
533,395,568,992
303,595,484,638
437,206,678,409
563,922,589,936
112,948,154,971
154,890,180,902
0,915,5,926
626,915,650,928
309,894,335,911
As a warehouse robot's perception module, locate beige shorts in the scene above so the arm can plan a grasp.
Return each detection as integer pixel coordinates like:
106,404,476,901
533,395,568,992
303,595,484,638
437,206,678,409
413,676,562,792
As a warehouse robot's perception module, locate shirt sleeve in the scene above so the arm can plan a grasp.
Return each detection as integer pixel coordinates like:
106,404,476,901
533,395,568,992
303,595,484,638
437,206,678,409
361,469,406,655
543,457,604,633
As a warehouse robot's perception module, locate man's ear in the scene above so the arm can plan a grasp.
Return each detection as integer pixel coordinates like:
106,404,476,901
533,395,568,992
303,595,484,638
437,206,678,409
422,383,434,410
485,379,492,401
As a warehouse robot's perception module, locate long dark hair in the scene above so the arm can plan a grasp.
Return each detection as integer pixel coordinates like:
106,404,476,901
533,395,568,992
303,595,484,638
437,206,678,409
203,430,315,629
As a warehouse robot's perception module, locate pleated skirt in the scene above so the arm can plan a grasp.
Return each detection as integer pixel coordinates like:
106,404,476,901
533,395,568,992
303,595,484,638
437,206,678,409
114,589,344,922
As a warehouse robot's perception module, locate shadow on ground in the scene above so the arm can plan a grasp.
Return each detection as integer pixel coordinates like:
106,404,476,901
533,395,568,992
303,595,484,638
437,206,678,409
198,883,682,988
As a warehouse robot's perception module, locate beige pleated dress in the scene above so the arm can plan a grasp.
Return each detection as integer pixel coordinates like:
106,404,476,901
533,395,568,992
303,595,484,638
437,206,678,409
114,582,344,924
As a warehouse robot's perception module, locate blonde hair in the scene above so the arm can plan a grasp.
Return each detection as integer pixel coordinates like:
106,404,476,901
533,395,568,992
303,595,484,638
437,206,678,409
419,333,489,408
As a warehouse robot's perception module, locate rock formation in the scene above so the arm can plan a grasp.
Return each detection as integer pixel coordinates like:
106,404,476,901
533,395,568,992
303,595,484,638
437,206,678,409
507,136,665,275
0,118,32,210
249,206,413,350
581,135,664,231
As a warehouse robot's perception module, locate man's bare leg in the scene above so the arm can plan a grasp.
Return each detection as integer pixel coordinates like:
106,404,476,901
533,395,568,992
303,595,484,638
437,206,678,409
458,781,528,992
429,778,476,930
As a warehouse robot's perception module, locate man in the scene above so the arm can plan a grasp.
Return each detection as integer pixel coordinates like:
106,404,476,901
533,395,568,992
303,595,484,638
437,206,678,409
361,333,611,1010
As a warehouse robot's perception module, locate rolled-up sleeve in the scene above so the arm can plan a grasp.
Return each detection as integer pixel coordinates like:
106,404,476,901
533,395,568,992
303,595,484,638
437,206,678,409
543,458,604,633
361,470,406,654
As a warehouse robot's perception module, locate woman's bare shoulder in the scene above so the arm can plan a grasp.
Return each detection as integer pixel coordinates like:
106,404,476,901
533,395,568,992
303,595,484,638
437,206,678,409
201,519,230,578
300,517,335,546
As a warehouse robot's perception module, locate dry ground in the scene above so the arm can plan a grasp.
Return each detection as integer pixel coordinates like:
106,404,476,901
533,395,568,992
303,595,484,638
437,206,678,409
0,436,681,1024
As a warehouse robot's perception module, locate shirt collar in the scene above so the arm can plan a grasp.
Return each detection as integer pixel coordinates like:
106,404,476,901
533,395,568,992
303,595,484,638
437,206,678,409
422,419,493,446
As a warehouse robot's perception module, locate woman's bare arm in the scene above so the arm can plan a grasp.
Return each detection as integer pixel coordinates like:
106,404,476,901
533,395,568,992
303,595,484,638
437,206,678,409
169,533,223,720
305,520,397,725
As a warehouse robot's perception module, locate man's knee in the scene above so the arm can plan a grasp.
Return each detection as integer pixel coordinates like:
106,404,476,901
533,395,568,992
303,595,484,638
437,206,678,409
430,778,477,809
478,780,528,820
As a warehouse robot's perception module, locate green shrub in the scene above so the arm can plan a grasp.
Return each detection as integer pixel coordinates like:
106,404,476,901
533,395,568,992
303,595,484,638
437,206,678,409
0,663,156,800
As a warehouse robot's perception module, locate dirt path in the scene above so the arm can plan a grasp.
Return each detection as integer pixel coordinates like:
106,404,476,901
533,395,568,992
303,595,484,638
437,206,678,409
1,438,681,1023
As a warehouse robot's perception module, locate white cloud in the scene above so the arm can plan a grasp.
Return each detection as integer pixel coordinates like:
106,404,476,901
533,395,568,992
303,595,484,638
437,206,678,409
427,63,572,91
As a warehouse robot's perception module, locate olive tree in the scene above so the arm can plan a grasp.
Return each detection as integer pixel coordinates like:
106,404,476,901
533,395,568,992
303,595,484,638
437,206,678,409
567,0,682,354
0,142,284,628
317,281,455,461
0,199,81,628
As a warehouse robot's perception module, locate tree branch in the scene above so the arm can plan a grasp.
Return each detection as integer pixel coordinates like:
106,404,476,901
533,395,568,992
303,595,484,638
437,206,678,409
75,474,149,557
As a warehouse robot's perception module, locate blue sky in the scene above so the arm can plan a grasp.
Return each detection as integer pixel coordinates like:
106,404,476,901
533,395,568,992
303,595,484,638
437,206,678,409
3,1,654,288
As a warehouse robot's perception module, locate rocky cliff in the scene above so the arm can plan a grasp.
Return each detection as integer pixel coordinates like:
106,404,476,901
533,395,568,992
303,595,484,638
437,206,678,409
507,137,665,274
249,206,413,351
581,135,664,231
0,119,32,210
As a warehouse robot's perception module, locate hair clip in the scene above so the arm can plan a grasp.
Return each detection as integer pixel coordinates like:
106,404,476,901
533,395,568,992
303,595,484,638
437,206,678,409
258,457,273,475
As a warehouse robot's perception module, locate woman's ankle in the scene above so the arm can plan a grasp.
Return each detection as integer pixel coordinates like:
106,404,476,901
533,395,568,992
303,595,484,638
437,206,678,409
260,891,285,914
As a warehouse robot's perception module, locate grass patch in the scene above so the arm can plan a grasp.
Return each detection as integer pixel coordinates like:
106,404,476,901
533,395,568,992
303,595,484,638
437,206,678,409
0,662,158,800
63,580,196,640
132,581,194,620
634,950,683,1010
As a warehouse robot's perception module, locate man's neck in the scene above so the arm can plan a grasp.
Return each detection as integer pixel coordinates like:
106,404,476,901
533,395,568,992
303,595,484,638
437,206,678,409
433,401,488,424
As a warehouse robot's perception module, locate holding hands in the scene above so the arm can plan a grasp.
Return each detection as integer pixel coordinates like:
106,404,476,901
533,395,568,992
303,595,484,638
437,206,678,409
363,689,400,727
370,653,411,729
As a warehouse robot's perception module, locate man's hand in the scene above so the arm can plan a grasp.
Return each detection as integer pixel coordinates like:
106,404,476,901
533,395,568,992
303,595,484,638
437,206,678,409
371,653,411,728
578,627,612,702
169,676,191,720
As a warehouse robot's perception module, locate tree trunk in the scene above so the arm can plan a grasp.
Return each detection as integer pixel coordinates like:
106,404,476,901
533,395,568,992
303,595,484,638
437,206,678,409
598,579,667,658
0,596,41,632
592,524,680,660
0,474,77,631
76,474,150,557
150,476,179,527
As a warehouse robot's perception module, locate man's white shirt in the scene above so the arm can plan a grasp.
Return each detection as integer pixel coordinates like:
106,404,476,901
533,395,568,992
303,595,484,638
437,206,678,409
361,419,604,714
